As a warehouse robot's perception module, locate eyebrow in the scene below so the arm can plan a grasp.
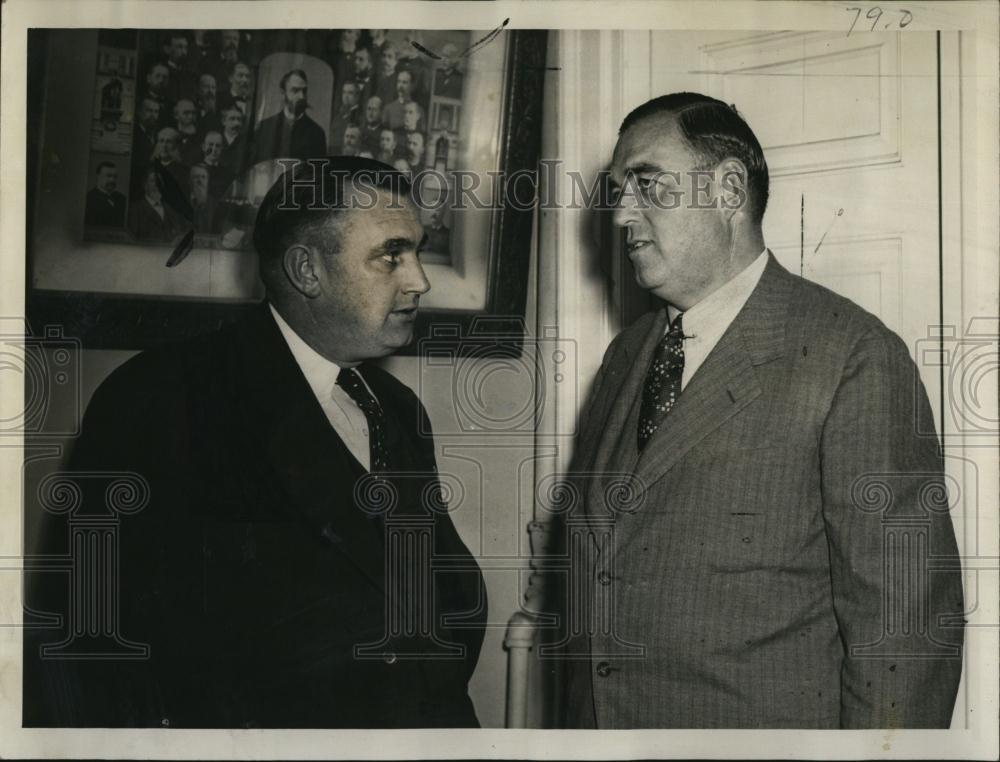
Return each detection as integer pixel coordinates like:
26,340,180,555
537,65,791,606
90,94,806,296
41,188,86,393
372,236,419,255
609,161,674,190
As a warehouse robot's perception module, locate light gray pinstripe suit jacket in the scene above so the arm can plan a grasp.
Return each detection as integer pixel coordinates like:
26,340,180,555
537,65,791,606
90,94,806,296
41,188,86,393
561,254,964,728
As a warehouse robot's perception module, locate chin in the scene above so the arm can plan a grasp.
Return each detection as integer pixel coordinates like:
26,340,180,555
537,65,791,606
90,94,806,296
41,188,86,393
633,269,661,291
384,328,416,350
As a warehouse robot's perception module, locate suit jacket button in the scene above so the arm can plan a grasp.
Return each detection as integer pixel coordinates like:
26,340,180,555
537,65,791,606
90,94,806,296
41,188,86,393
595,661,612,677
383,652,398,665
597,570,612,585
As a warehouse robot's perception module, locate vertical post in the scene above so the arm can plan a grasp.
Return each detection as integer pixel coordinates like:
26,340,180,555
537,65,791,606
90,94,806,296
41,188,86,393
503,610,536,728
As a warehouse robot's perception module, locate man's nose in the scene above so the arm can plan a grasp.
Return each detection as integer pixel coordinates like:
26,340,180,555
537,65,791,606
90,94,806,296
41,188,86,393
403,257,431,296
612,192,641,228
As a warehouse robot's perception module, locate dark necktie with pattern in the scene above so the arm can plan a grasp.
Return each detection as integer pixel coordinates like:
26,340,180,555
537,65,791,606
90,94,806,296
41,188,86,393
336,366,390,473
637,312,685,452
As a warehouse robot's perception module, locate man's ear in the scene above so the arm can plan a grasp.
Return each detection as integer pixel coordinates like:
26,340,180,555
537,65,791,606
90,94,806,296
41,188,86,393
718,158,750,221
282,244,321,298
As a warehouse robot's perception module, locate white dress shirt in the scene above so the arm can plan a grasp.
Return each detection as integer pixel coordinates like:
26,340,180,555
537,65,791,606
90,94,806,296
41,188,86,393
666,249,769,390
269,304,375,470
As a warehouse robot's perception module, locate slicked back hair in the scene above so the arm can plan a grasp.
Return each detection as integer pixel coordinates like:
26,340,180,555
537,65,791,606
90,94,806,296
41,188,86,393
620,92,769,223
279,69,308,91
252,156,411,288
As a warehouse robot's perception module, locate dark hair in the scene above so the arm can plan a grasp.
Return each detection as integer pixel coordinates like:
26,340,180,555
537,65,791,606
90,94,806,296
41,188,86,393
279,69,308,91
95,161,116,175
253,156,410,285
620,92,769,222
141,167,163,191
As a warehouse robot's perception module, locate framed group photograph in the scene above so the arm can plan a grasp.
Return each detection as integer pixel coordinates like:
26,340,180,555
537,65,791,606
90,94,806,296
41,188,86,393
26,27,547,351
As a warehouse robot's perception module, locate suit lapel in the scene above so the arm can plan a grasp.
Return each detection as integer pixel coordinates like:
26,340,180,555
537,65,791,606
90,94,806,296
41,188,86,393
632,321,763,490
581,310,668,519
232,305,386,592
632,253,792,495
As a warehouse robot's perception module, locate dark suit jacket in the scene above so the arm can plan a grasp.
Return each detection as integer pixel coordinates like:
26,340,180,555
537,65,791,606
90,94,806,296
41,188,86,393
219,133,249,178
84,188,127,227
127,197,185,242
190,195,220,233
215,91,250,122
132,124,158,163
561,255,964,728
252,111,326,163
329,105,360,153
23,306,486,728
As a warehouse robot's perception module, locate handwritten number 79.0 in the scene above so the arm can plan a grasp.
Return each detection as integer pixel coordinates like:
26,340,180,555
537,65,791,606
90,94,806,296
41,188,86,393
847,7,913,36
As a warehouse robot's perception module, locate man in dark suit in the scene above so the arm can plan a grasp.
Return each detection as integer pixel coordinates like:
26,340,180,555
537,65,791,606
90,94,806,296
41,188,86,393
341,125,362,157
126,166,185,242
24,157,487,728
132,96,162,162
84,161,126,227
377,128,399,165
351,47,376,109
375,43,399,107
172,99,203,165
188,163,220,234
200,29,242,92
200,130,234,199
148,126,189,197
431,43,464,100
161,31,198,104
560,92,964,729
360,95,385,155
329,81,360,154
142,62,172,119
382,70,417,131
218,107,249,178
216,61,254,121
328,29,361,98
196,73,223,135
252,69,327,163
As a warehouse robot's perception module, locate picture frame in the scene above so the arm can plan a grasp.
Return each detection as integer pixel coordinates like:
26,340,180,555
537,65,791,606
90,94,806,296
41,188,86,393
25,28,547,354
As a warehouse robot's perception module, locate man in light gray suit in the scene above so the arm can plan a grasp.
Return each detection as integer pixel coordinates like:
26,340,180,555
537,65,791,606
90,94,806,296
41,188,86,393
560,92,964,729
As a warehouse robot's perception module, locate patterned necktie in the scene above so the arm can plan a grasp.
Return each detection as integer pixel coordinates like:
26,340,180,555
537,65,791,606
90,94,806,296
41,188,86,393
637,313,685,452
336,367,390,472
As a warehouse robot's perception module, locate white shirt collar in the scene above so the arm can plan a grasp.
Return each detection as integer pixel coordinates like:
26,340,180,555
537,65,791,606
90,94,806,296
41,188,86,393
666,249,769,329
